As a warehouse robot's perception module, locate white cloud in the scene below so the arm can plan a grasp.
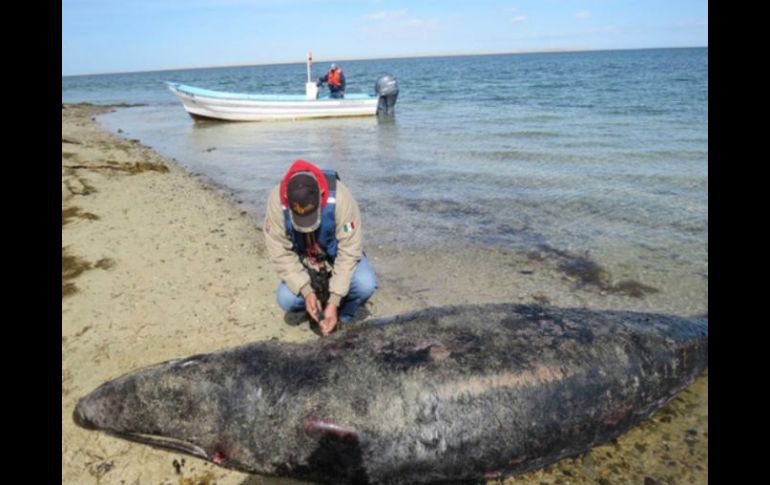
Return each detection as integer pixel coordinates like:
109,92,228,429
363,9,408,21
362,9,439,30
675,20,707,29
576,10,591,19
504,7,527,24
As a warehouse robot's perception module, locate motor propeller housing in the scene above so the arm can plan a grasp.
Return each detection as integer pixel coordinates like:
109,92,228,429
375,74,399,115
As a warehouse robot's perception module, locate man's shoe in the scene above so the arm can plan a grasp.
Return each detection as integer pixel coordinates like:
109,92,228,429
283,311,308,327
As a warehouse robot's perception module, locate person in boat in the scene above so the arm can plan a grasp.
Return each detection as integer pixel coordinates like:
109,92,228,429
316,63,346,99
263,159,377,335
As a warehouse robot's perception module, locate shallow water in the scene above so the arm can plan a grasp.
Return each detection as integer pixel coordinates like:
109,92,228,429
63,48,708,316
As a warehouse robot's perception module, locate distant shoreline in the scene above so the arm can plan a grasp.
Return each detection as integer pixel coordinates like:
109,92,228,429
62,45,707,78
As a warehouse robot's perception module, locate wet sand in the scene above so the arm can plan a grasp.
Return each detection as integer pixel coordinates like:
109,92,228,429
62,103,706,485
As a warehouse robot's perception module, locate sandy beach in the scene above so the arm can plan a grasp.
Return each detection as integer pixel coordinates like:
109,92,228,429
62,104,706,485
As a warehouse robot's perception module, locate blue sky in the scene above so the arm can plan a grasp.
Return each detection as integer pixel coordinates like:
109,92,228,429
62,0,708,76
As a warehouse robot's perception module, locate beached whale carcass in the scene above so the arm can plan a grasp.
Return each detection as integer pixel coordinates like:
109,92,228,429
73,303,707,483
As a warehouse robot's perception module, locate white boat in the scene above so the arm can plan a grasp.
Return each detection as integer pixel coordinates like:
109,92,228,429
166,74,398,122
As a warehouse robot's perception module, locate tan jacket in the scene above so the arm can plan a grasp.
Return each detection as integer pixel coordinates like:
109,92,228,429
263,180,364,307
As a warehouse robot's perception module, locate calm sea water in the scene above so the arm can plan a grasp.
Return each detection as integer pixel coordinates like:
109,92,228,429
62,48,708,302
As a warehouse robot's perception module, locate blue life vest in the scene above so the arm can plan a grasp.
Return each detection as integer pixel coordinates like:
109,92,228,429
283,169,339,262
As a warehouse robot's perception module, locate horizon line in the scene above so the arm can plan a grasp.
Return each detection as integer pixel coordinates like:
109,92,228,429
63,45,707,78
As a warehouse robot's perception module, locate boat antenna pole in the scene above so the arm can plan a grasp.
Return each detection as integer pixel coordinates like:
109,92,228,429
307,51,312,83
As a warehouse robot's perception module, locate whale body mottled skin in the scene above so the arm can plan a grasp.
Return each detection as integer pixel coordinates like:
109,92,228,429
74,304,708,484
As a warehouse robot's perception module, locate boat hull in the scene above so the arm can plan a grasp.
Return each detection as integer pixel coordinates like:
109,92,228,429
167,82,379,122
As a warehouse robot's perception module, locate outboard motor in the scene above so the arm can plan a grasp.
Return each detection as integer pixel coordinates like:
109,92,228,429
375,74,399,115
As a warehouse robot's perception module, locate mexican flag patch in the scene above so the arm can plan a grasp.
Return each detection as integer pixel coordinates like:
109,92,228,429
343,221,356,233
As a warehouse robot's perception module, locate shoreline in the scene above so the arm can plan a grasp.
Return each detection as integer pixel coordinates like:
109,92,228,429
62,103,706,485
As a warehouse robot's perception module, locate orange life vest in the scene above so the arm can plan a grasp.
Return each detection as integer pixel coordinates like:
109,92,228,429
328,68,342,87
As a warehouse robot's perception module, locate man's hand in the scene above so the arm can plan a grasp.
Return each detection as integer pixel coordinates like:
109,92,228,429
305,292,323,323
318,304,339,335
